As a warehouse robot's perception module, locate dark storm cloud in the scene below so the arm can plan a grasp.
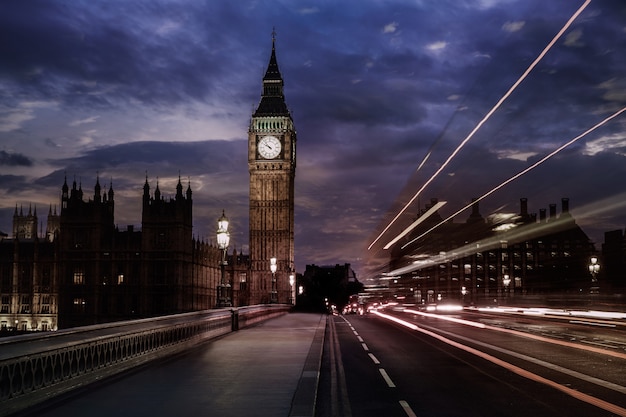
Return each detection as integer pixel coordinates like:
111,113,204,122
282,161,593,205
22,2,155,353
0,151,32,167
47,140,246,180
0,1,251,109
0,174,30,190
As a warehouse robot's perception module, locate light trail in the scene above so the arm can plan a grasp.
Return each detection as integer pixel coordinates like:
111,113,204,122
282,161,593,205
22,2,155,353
367,0,592,251
382,200,446,250
374,310,626,416
404,308,487,328
400,106,626,250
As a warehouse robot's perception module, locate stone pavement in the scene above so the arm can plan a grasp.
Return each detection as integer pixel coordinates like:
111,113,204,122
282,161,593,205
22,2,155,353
17,312,326,417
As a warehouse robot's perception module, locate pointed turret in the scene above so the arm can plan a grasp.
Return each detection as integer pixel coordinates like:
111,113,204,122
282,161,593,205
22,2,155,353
107,180,114,201
254,30,289,117
143,173,150,205
95,174,102,203
62,175,69,209
154,178,161,201
186,179,192,201
176,174,183,200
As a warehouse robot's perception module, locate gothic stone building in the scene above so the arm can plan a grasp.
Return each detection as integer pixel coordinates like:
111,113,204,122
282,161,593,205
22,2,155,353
0,176,250,331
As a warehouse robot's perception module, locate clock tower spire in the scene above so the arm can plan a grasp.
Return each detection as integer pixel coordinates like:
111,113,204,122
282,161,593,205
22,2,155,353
248,31,296,304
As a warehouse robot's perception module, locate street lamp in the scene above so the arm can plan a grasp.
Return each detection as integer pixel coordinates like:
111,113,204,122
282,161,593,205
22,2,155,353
502,274,511,300
589,256,600,294
289,274,295,305
270,257,277,303
216,210,231,307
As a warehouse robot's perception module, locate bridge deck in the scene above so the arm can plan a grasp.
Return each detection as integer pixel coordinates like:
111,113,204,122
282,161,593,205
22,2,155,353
15,312,325,417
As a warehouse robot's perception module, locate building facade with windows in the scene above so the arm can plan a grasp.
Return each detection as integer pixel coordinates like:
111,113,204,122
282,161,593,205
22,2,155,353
387,197,597,305
0,176,250,331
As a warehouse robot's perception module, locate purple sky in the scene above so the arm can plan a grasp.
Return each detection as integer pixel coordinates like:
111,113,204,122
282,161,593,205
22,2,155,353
1,0,625,282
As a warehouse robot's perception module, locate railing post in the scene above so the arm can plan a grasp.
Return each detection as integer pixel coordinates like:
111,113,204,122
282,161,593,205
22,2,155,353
231,308,239,331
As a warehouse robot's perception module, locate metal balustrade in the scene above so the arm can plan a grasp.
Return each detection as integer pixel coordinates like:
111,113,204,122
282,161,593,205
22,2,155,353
0,304,290,417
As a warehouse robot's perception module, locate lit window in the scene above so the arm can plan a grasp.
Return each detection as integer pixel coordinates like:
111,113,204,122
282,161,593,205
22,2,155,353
21,296,30,313
73,298,86,312
117,274,124,285
73,271,84,284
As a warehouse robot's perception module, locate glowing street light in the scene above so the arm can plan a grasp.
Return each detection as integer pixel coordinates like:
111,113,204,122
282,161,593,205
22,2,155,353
289,274,295,305
502,274,511,300
589,256,600,294
270,257,277,303
216,210,231,307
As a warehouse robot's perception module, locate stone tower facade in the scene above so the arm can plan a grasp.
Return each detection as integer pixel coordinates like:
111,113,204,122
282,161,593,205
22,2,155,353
248,34,296,304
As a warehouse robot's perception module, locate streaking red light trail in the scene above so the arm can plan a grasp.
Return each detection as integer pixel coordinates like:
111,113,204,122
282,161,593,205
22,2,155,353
398,106,626,251
367,0,592,251
373,309,626,416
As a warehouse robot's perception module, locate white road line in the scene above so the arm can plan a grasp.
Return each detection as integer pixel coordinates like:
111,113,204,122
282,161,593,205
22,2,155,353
361,343,369,351
368,353,380,364
357,336,364,342
379,369,396,387
399,400,417,417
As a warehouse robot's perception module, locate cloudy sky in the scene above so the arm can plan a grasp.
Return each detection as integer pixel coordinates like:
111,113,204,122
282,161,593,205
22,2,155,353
1,0,625,281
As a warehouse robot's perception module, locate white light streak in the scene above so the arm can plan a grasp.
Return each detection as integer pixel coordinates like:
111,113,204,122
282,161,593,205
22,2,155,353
368,0,591,251
401,106,626,250
383,201,446,250
404,308,487,328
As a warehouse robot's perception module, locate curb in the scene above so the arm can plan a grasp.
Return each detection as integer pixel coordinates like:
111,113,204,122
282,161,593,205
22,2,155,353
288,314,327,417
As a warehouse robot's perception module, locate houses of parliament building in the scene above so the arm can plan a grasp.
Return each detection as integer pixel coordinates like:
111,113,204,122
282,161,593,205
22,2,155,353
0,175,251,330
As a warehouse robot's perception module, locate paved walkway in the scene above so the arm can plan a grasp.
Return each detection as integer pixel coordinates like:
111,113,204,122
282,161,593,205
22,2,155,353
19,313,326,417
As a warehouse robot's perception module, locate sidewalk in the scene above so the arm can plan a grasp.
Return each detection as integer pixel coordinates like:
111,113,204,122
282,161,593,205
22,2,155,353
20,312,326,417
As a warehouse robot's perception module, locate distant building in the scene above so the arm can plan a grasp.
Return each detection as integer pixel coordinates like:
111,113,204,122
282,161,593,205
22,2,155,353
387,197,597,305
0,176,250,331
602,229,626,291
0,213,57,332
299,263,363,312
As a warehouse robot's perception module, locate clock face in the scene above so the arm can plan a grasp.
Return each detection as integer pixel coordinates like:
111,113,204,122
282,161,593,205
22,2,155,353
258,136,282,159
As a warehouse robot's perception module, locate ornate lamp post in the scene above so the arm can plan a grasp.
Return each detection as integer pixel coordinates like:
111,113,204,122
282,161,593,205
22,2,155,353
589,256,600,295
270,257,277,303
502,274,511,300
216,210,231,307
289,274,295,305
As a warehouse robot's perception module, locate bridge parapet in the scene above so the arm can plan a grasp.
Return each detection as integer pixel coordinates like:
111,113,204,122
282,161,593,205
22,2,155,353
0,304,290,416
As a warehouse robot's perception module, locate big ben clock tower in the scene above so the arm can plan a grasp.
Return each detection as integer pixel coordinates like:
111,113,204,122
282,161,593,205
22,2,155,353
248,32,296,304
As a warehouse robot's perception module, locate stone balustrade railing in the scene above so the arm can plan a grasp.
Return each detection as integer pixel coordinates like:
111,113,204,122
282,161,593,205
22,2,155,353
0,304,290,416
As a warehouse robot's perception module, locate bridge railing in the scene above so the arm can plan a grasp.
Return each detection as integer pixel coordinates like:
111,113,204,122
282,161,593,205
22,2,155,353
0,304,290,417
